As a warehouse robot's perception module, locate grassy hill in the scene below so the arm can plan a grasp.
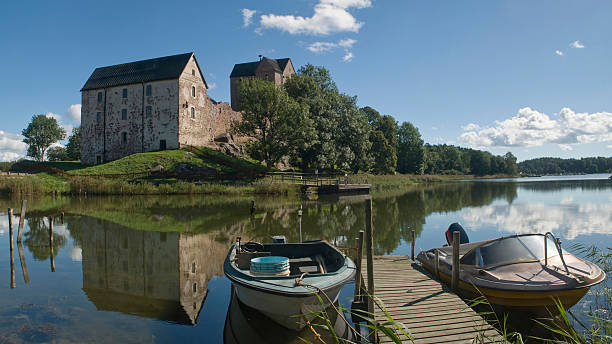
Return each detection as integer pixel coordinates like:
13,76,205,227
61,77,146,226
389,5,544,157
12,146,266,177
0,147,296,196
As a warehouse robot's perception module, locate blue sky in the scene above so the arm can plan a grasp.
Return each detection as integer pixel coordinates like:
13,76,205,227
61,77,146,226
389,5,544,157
1,0,611,162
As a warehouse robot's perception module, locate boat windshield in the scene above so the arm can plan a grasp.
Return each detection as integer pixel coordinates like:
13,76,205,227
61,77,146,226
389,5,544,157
460,235,558,268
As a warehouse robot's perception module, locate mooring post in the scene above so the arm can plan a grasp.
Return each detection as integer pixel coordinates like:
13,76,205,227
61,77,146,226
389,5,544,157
17,199,26,243
49,216,55,272
250,200,255,215
411,229,416,261
434,249,439,279
353,230,365,302
18,242,29,284
9,209,15,288
451,231,460,291
61,212,65,224
365,199,375,315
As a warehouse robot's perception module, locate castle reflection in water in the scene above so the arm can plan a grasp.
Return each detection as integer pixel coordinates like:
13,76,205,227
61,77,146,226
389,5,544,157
77,217,230,325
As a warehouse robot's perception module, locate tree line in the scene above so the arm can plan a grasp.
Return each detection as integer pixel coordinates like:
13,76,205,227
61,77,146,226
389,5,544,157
233,64,518,176
518,157,612,175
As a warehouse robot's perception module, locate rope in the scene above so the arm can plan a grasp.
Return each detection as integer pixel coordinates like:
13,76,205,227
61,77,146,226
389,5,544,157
295,273,370,343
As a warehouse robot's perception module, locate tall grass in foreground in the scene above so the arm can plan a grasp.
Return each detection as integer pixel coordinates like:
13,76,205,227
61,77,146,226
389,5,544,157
532,245,611,344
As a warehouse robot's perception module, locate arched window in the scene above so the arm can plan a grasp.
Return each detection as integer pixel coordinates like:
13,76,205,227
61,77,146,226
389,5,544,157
192,86,196,97
191,107,195,119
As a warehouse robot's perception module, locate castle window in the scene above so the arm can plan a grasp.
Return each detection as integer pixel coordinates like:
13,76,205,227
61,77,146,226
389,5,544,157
121,132,127,145
97,92,102,102
193,283,197,293
192,86,196,97
121,109,127,120
192,69,195,76
96,112,101,124
190,107,195,119
146,85,152,96
192,262,196,273
146,106,152,118
122,88,127,98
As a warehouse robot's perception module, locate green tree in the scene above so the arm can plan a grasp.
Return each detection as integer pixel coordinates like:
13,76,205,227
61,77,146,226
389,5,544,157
22,114,66,161
65,126,81,161
285,64,370,172
397,121,424,174
47,146,68,161
370,130,395,174
503,152,518,175
232,78,314,167
471,150,491,176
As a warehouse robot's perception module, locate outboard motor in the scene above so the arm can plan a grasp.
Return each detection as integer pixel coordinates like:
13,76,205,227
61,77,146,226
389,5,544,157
445,222,469,245
272,235,287,243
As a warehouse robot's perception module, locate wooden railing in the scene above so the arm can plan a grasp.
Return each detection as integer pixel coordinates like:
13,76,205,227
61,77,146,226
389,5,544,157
265,172,347,186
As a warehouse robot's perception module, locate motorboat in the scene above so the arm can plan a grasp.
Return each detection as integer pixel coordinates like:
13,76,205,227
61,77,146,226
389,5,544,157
417,231,605,314
223,239,356,330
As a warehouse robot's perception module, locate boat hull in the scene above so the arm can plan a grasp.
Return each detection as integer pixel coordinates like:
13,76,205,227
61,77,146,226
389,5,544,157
422,264,590,314
233,282,343,330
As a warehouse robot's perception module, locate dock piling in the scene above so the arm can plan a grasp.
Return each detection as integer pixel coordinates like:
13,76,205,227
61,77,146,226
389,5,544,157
451,231,460,291
250,200,255,215
9,209,15,289
353,230,364,302
17,200,26,243
18,242,29,283
411,229,416,260
49,216,55,272
61,212,65,224
364,199,375,315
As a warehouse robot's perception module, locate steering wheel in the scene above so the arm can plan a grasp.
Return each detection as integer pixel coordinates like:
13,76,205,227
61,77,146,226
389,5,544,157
242,241,265,252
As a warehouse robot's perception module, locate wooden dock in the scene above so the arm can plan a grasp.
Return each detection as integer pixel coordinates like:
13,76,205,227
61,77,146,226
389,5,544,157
360,256,503,344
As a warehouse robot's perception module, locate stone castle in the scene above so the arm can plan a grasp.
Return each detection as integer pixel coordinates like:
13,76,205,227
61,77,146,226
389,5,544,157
80,53,294,165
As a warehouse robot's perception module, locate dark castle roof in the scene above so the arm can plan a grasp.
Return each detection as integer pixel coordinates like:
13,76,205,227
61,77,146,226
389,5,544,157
81,52,208,91
230,57,292,78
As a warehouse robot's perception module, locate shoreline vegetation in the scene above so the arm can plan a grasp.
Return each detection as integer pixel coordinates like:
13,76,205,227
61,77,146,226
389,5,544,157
0,147,520,196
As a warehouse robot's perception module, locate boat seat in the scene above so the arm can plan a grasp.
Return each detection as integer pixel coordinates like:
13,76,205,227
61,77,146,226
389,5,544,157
289,256,327,275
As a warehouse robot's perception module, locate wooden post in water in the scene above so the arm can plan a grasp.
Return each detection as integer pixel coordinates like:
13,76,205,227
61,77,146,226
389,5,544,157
365,199,375,315
353,230,365,302
17,199,26,243
250,200,255,215
49,216,55,272
451,231,460,291
18,242,29,283
434,249,439,279
411,229,416,261
61,212,65,224
9,209,16,288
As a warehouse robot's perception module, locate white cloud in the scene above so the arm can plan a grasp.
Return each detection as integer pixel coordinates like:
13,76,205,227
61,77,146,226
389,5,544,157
46,112,61,121
0,130,27,161
307,41,339,53
555,50,564,56
338,38,357,48
558,144,573,151
208,82,217,90
242,8,257,27
342,51,354,62
459,107,612,148
570,40,585,49
460,201,612,240
68,104,81,123
70,247,82,261
461,123,481,131
259,0,371,35
608,144,612,149
306,38,357,61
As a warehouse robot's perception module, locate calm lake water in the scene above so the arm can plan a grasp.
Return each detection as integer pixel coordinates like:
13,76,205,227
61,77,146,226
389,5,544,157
0,174,610,343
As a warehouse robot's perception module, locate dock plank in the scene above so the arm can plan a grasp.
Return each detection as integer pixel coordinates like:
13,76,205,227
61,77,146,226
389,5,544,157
360,256,502,343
